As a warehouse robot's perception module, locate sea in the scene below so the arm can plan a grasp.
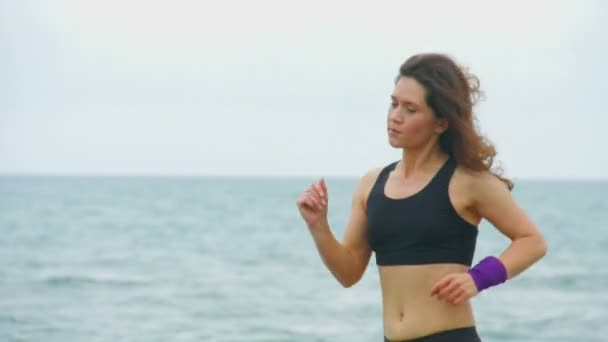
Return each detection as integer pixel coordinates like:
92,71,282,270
0,175,606,341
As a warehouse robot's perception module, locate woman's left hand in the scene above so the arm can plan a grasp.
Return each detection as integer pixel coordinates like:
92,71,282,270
430,272,479,305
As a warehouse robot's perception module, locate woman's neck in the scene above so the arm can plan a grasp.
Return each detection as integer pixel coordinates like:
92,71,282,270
398,143,448,178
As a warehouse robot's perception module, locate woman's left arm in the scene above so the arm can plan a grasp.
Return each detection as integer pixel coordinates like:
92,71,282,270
431,172,548,304
471,172,548,279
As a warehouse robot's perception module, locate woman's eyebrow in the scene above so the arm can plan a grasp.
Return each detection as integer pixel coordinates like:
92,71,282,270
390,95,420,107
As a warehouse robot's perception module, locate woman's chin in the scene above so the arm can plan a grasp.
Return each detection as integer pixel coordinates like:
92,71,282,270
388,139,402,149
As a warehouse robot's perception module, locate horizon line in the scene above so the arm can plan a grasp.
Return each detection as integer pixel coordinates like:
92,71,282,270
1,171,607,183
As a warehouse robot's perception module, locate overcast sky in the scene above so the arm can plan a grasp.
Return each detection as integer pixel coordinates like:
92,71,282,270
1,0,606,179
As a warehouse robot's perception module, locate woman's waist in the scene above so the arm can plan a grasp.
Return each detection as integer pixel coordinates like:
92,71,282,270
378,263,475,339
378,262,471,291
382,299,475,341
382,295,475,324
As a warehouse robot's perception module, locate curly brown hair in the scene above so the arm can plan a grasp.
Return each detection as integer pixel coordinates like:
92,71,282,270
396,53,513,190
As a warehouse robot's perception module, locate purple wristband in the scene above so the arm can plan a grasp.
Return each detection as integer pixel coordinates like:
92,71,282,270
467,256,508,292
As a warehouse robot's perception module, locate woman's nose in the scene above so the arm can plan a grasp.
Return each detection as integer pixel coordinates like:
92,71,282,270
388,108,402,123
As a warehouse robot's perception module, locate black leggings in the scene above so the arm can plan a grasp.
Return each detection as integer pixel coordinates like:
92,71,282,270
384,326,481,342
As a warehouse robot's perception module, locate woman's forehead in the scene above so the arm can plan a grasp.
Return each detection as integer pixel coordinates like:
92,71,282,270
392,77,426,106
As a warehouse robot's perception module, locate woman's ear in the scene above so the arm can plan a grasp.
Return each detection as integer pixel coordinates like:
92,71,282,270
435,118,448,134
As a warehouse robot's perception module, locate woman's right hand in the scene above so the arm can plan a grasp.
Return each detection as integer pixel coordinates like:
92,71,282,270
296,178,329,230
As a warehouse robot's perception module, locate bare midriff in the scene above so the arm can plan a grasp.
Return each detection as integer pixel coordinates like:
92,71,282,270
379,263,476,341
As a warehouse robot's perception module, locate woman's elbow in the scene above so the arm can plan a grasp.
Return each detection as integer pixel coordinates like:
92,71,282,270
340,271,364,288
341,280,355,288
340,275,358,288
536,234,548,259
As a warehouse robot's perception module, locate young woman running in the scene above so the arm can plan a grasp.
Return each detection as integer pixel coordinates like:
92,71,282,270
296,53,548,342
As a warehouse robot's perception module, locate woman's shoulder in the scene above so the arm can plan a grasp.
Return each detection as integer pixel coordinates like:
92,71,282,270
363,165,384,180
352,165,386,207
358,161,396,185
453,166,511,202
359,166,384,191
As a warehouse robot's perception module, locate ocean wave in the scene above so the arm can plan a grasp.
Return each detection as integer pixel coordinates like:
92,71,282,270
42,274,149,287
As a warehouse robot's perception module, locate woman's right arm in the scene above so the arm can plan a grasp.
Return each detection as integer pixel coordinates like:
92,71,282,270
297,168,380,288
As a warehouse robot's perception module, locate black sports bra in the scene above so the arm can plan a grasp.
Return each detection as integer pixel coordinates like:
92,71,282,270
366,157,478,266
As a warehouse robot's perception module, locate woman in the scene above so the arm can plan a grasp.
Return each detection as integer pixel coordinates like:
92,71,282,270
296,53,548,341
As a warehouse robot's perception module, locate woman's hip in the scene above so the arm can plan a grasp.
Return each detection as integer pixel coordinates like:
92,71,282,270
384,326,481,342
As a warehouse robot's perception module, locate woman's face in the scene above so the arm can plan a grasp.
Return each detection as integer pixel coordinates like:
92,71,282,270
387,76,446,149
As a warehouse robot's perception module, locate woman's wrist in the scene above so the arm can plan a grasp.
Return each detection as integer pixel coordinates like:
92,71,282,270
308,219,330,236
467,256,508,292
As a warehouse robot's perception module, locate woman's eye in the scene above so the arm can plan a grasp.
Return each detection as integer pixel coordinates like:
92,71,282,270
389,101,414,113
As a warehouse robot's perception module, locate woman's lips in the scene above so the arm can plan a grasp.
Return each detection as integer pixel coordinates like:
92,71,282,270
388,128,400,135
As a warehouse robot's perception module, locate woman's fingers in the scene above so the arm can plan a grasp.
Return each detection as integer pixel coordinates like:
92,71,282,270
439,280,461,300
298,191,317,210
320,178,328,200
312,182,326,205
297,179,328,212
297,193,310,209
446,288,464,304
310,182,324,204
430,273,476,305
306,189,323,210
452,291,470,305
431,276,451,296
